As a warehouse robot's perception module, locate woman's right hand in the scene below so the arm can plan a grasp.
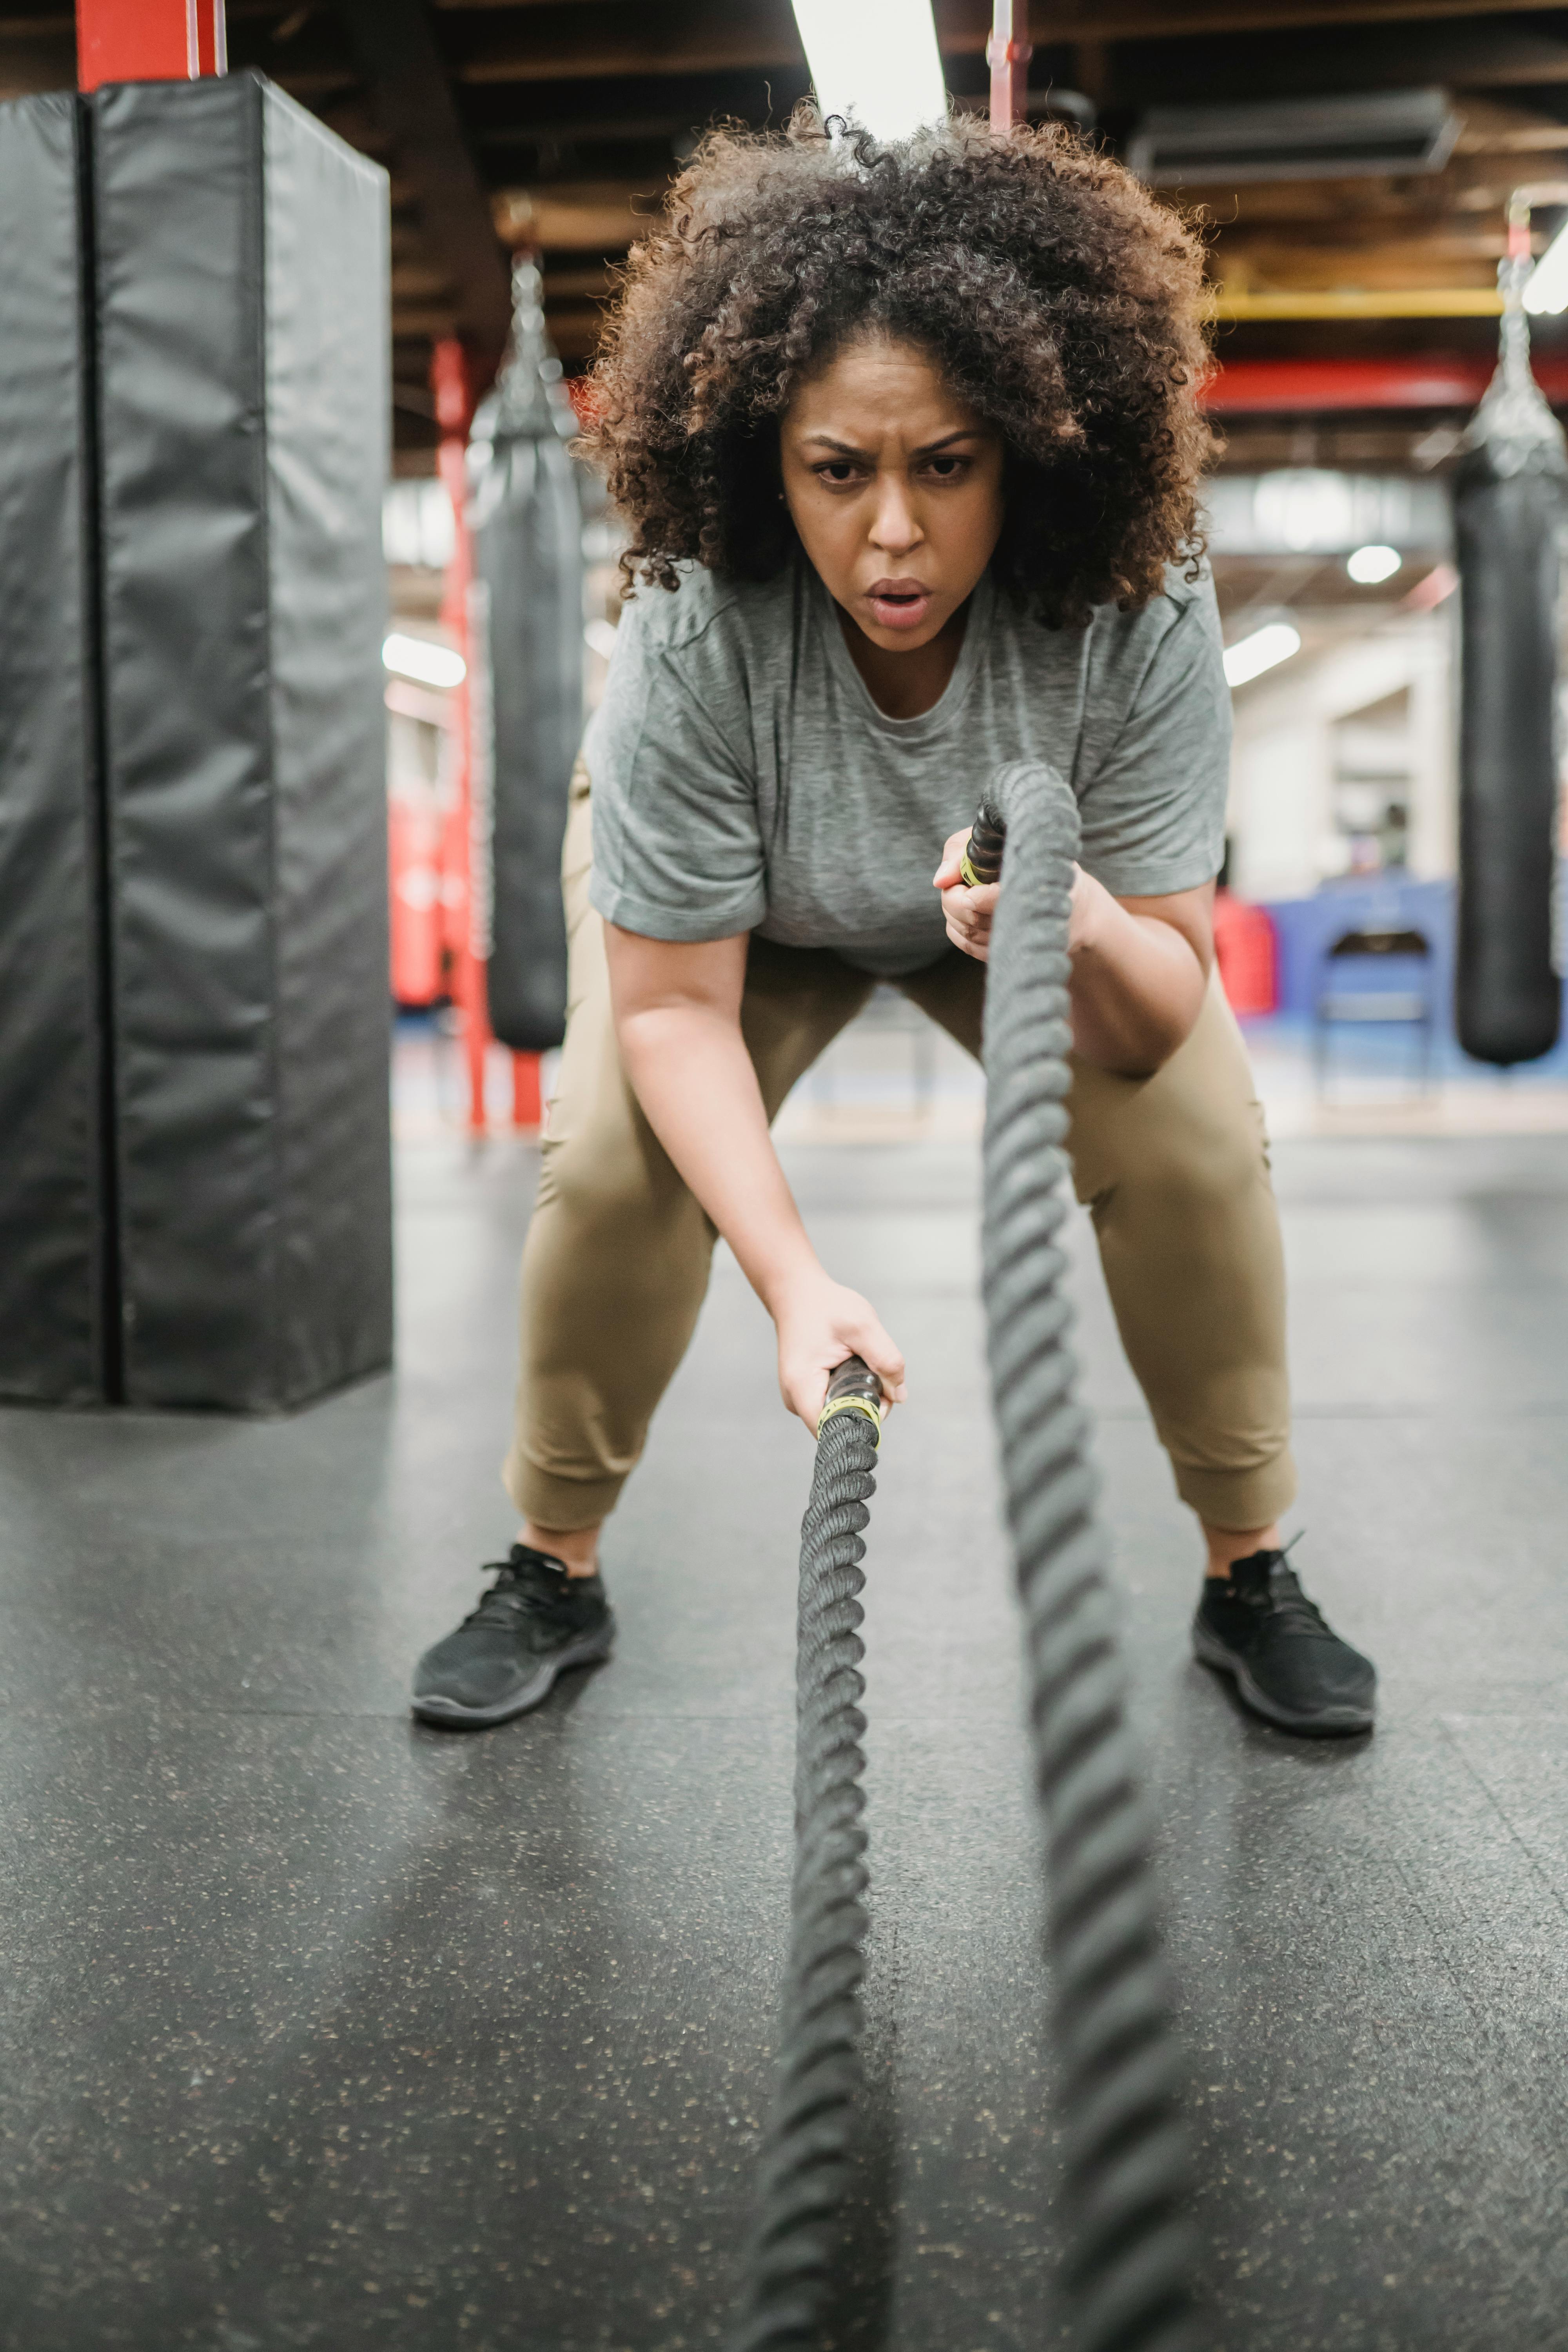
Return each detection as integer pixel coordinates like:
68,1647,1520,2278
772,1272,907,1435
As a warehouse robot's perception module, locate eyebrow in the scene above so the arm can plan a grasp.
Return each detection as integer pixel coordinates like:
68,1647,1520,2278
800,428,982,459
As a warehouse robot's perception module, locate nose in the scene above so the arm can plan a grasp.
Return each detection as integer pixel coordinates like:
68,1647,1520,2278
868,470,922,558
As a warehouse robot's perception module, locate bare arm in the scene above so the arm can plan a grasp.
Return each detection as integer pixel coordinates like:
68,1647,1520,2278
603,924,907,1430
933,833,1214,1076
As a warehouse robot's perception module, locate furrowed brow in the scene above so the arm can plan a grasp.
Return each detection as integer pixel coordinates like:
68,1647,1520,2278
800,428,983,460
911,429,982,457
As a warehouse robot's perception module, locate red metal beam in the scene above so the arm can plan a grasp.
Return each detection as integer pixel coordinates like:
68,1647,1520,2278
1203,354,1568,412
77,0,227,91
988,0,1031,131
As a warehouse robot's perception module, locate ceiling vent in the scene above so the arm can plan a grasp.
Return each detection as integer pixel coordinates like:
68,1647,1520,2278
1127,89,1460,188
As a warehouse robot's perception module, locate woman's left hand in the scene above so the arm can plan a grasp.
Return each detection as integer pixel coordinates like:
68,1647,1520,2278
933,834,1102,963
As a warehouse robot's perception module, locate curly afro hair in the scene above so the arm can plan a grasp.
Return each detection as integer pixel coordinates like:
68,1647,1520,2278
588,111,1215,629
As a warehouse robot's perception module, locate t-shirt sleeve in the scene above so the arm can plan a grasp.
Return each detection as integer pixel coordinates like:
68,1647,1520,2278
583,596,768,944
1073,579,1231,900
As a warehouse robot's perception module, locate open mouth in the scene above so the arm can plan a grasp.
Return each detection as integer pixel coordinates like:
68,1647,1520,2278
865,579,934,632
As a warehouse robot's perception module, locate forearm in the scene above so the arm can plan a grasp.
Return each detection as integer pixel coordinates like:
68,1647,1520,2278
616,1003,819,1311
1069,880,1209,1076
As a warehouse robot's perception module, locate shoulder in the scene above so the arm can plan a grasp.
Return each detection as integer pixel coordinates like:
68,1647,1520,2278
619,562,796,668
989,564,1221,682
1091,564,1222,663
1076,564,1225,727
590,564,794,780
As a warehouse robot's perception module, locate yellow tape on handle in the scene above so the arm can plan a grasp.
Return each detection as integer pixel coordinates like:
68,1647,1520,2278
816,1392,884,1441
815,1354,885,1444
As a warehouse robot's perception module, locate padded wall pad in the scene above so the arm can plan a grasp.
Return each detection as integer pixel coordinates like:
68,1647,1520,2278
1454,459,1565,1065
472,407,581,1052
94,73,393,1408
0,95,110,1403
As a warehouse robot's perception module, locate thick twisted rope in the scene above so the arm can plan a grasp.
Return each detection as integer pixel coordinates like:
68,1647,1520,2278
982,760,1196,2352
731,1399,880,2350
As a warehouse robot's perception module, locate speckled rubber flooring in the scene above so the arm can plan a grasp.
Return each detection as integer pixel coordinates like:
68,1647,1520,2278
2,1127,1567,2350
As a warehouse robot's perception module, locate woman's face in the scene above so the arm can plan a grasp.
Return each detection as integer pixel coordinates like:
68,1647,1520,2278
779,333,1005,654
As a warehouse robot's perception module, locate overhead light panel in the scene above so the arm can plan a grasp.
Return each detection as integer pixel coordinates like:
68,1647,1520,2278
1223,621,1301,689
1346,543,1402,584
1128,89,1458,189
383,632,466,689
1524,216,1568,315
791,0,947,145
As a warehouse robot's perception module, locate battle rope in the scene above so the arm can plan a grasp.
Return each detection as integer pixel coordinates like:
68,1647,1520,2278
979,761,1195,2352
731,1356,883,2351
733,768,1194,2349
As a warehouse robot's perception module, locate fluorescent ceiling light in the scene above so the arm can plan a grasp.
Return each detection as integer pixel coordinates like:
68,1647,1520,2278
383,632,466,689
791,0,947,144
1223,621,1301,688
1346,543,1401,584
1524,217,1568,314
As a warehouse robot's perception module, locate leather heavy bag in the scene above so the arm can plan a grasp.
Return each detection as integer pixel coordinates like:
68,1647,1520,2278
468,263,583,1053
1453,288,1567,1065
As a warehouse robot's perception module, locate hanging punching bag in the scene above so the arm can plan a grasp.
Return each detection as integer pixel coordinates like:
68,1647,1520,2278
468,259,583,1053
1453,224,1566,1065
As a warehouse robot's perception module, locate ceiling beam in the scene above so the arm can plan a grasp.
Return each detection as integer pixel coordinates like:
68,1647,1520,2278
492,179,656,247
444,6,1568,93
0,30,73,91
331,0,512,347
453,4,799,88
1098,22,1568,106
433,0,1568,29
1215,286,1503,315
1028,0,1568,36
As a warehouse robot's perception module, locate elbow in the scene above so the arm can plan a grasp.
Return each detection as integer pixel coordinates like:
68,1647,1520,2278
1083,987,1207,1081
1135,992,1208,1077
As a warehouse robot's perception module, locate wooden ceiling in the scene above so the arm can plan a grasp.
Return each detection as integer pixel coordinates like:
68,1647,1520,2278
6,2,1568,459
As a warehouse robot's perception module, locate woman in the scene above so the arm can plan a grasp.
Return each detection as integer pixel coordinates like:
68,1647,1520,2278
412,114,1376,1740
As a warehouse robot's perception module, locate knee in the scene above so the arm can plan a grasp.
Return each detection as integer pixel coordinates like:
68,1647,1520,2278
534,1111,699,1251
1098,1082,1270,1229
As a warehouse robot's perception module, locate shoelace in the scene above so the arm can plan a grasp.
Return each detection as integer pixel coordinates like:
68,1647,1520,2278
463,1567,576,1632
1256,1567,1330,1640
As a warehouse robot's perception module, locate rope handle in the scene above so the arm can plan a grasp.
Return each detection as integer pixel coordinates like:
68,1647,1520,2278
957,797,1008,889
816,1353,884,1443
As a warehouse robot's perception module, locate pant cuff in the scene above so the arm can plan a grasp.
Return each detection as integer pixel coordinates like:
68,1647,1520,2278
503,1445,627,1530
1170,1448,1298,1532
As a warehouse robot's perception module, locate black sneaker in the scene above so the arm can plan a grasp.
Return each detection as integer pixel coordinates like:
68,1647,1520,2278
1192,1548,1376,1737
412,1545,615,1728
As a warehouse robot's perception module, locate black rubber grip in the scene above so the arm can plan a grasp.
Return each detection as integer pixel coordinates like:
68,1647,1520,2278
963,798,1008,887
825,1354,883,1410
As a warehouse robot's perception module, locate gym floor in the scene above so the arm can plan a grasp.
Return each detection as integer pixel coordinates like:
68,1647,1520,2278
3,1027,1568,2350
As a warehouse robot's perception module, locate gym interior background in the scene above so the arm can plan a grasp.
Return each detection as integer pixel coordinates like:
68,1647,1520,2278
3,3,1568,2348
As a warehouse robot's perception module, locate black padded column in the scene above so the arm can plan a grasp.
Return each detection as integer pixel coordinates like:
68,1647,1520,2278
0,94,113,1405
93,72,394,1408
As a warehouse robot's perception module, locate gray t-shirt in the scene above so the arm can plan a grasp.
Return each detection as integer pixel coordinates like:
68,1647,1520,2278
584,557,1230,978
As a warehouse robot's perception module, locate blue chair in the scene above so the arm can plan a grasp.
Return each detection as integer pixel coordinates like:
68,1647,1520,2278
1314,926,1435,1095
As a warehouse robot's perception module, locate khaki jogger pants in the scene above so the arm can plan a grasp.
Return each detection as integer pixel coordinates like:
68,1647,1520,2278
503,765,1296,1535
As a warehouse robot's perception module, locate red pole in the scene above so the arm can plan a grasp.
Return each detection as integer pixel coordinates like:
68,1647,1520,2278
987,0,1031,131
511,1053,542,1131
76,0,227,89
430,337,490,1138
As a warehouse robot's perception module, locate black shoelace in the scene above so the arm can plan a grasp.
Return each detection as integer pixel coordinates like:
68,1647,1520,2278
1256,1566,1330,1641
464,1566,576,1633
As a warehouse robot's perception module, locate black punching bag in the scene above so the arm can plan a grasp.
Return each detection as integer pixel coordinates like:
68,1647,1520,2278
468,259,583,1052
1453,259,1566,1065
